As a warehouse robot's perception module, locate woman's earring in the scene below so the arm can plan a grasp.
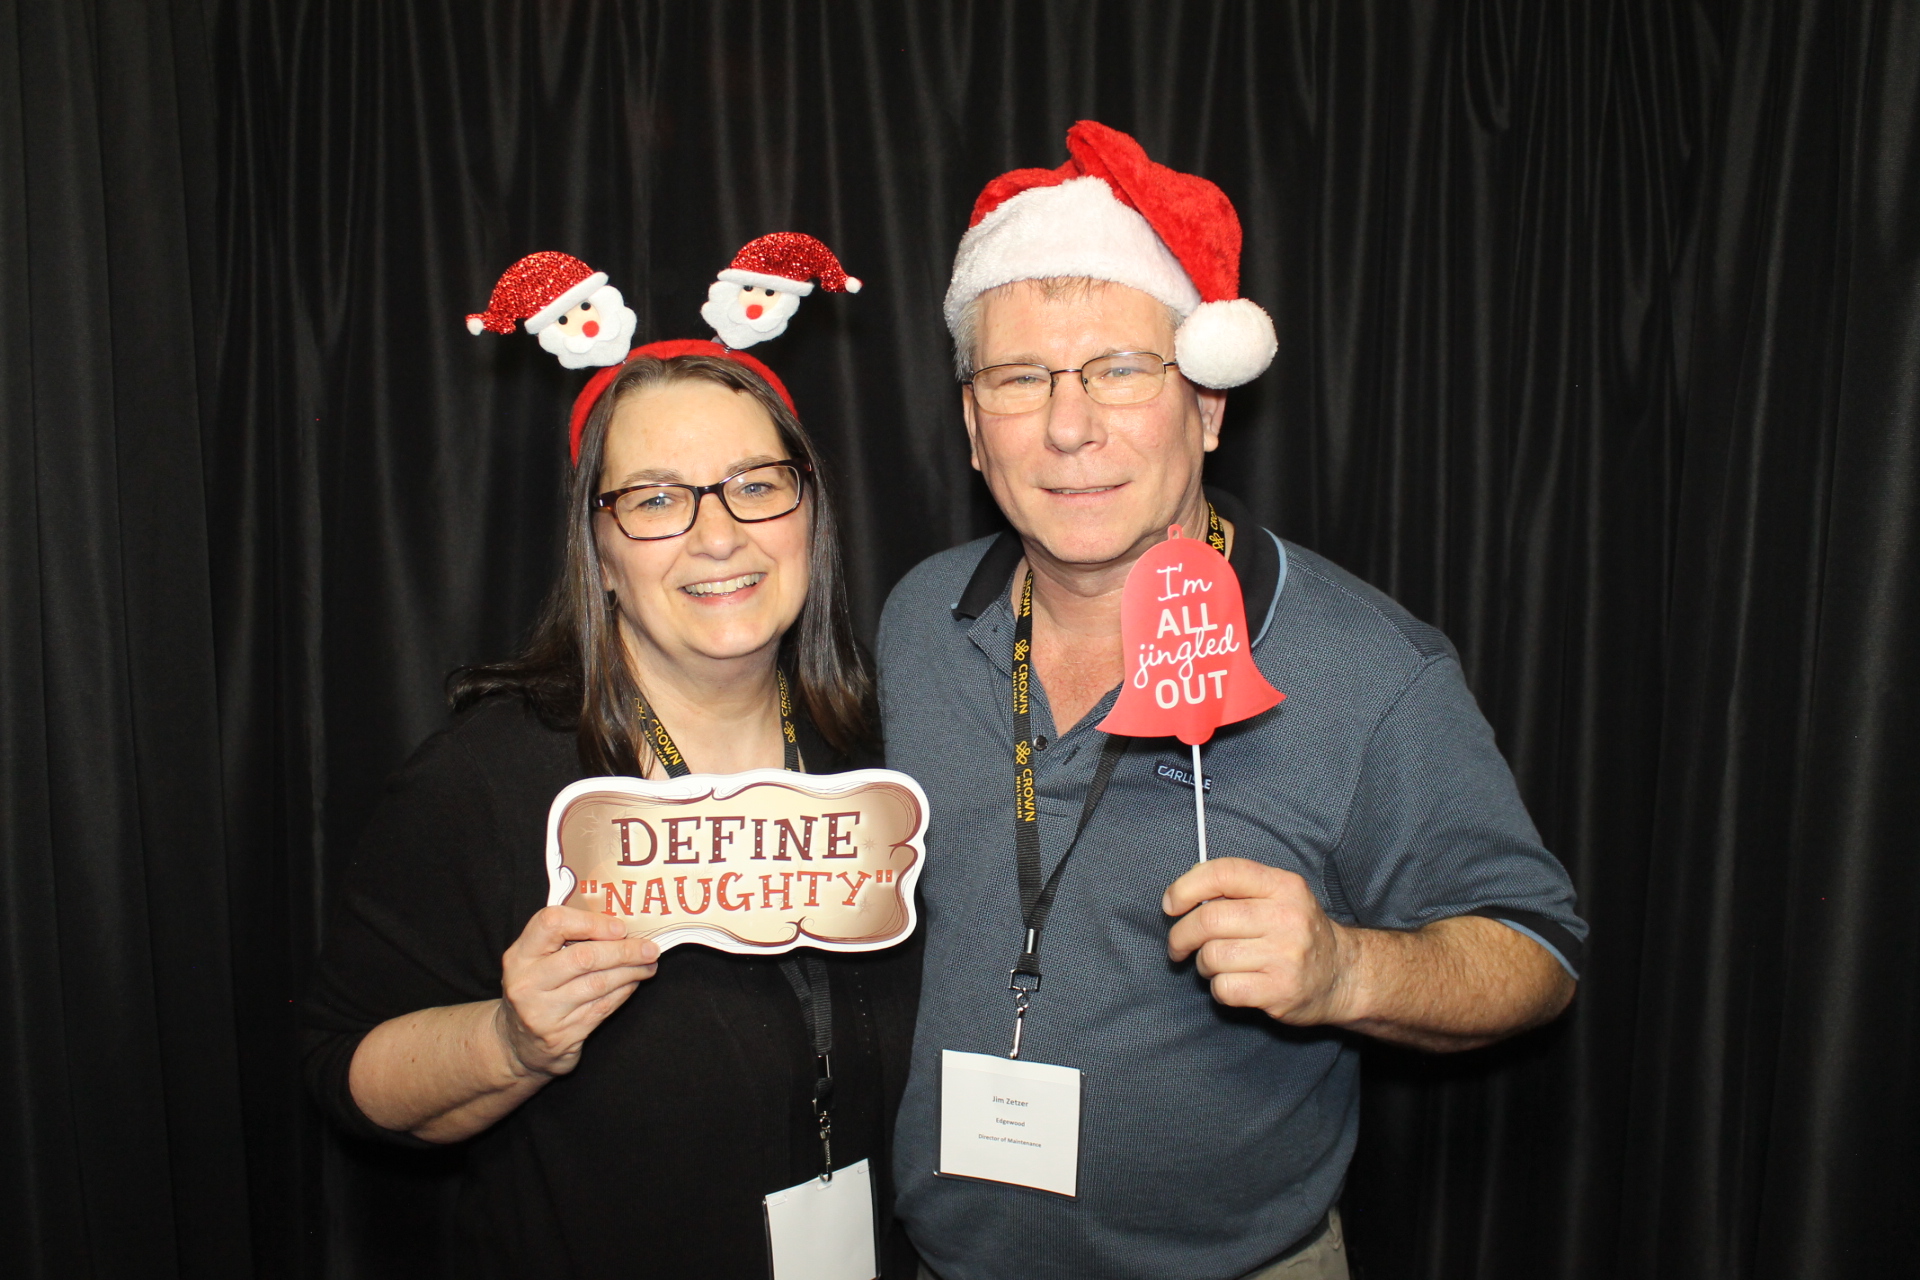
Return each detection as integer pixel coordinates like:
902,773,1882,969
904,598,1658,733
606,589,618,610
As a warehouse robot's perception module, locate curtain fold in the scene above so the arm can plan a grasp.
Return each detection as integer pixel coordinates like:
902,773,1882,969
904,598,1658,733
1,2,249,1276
2,2,1914,1276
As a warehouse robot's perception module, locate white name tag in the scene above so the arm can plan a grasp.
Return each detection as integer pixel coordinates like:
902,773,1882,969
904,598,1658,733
763,1158,877,1280
937,1049,1082,1198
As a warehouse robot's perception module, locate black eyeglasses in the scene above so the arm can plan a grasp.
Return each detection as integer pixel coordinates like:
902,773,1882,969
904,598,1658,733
965,351,1179,414
594,459,812,541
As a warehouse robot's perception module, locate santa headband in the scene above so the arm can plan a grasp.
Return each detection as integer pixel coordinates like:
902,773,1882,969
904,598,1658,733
465,234,858,463
944,120,1276,389
567,340,794,463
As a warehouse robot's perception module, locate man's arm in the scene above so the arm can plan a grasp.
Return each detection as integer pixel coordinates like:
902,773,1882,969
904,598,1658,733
1164,858,1573,1051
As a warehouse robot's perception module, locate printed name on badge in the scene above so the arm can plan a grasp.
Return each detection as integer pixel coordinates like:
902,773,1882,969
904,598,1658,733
938,1050,1082,1198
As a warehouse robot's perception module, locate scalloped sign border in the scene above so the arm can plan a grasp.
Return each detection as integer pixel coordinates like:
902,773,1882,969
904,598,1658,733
545,768,927,955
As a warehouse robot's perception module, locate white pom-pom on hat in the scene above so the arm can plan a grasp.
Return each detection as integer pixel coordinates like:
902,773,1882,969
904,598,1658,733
1174,298,1277,389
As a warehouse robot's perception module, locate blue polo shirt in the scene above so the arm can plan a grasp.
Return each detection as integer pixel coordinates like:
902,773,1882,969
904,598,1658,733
879,490,1584,1280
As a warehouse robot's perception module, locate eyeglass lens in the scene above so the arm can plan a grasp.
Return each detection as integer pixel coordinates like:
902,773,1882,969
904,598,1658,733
610,464,804,538
972,352,1170,413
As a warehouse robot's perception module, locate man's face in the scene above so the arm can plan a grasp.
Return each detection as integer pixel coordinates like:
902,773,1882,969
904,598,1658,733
964,279,1225,570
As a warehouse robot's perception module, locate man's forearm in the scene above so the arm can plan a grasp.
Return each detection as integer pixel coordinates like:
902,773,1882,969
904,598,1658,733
1328,915,1574,1051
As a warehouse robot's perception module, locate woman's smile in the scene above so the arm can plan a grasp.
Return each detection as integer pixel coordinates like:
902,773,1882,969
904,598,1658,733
681,571,766,598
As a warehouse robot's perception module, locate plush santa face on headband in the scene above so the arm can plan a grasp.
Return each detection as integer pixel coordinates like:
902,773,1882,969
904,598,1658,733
697,233,862,350
538,283,638,369
466,252,640,370
701,281,802,350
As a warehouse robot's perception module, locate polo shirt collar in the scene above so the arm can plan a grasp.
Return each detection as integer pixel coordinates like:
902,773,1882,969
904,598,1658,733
951,486,1282,634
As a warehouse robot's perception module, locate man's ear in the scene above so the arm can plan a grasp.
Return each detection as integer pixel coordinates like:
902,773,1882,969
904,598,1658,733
1197,387,1228,453
962,385,984,472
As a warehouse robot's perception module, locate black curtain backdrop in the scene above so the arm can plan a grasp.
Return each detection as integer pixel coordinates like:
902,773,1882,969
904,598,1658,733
4,2,1915,1277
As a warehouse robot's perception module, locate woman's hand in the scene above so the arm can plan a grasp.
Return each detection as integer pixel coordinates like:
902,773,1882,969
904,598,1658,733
348,908,659,1143
496,906,661,1079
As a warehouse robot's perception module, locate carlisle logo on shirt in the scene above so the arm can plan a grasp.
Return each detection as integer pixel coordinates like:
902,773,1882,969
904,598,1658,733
1155,761,1212,793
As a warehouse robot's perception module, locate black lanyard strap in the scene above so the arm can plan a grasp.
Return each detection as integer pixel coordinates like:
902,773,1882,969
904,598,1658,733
778,952,835,1180
1009,732,1126,989
1007,566,1129,1058
1004,507,1225,1058
637,673,836,1178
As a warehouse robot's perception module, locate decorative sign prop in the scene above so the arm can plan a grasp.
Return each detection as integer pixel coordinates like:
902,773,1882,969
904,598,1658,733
545,769,927,955
1098,526,1283,859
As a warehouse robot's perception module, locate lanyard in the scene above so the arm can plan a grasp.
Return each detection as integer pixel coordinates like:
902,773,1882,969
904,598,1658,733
637,672,838,1181
1005,505,1227,1059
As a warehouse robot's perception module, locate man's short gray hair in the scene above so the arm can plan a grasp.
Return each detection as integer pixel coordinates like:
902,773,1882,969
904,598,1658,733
951,278,1182,382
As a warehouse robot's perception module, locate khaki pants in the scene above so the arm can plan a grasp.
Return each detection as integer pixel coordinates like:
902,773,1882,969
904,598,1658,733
914,1208,1347,1280
1239,1209,1347,1280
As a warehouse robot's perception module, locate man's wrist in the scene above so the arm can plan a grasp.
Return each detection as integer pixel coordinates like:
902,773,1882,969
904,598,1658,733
1314,920,1378,1028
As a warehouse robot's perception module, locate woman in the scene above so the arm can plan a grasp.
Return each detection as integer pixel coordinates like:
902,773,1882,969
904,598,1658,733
304,353,919,1278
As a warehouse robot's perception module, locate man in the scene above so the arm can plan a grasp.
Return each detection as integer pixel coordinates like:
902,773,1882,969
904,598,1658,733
880,122,1584,1280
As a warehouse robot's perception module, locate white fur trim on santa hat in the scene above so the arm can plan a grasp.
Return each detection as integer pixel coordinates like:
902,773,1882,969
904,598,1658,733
719,268,817,297
1174,298,1277,389
944,177,1202,329
525,271,608,334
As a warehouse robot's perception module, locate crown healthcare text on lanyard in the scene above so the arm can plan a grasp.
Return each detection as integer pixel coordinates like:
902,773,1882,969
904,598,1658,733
638,676,881,1280
935,508,1228,1200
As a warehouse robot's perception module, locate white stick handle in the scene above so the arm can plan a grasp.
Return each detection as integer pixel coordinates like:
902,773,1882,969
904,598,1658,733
1192,742,1209,862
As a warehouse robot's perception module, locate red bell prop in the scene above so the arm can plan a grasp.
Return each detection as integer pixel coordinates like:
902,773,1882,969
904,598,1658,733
1099,527,1283,744
1098,526,1283,860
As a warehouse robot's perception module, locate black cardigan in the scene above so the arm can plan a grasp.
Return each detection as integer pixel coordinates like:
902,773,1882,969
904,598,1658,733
303,694,921,1278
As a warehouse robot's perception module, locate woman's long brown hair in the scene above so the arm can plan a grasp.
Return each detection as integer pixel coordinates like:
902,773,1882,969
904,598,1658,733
449,354,874,772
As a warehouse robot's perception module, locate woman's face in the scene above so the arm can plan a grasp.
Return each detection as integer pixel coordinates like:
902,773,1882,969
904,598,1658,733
594,380,811,675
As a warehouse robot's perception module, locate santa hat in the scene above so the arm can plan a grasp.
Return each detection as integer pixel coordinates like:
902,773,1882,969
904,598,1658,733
944,121,1276,389
568,340,795,465
718,232,863,297
466,251,608,336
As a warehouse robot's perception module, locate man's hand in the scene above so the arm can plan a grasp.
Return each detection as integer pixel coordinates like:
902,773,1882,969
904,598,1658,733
497,906,660,1079
1163,857,1359,1026
1163,857,1575,1051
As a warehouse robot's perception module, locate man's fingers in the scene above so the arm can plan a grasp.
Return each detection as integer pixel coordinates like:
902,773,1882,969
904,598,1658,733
1192,936,1265,979
1166,897,1269,962
1161,857,1300,918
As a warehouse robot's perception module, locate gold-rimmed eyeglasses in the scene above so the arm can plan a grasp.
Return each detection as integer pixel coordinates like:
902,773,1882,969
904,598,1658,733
965,352,1179,415
593,459,811,541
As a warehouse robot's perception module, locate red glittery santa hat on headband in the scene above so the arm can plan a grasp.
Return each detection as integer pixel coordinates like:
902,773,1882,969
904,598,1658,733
719,232,862,296
944,121,1276,389
467,251,607,336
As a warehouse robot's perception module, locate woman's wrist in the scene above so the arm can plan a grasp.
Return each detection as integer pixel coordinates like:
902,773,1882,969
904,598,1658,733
490,998,554,1085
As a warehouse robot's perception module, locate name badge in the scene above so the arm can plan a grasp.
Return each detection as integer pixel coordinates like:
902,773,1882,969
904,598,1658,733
763,1158,877,1280
937,1050,1082,1198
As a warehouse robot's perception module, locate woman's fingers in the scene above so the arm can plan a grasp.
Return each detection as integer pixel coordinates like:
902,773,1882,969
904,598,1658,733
543,962,661,1010
497,908,663,1076
516,905,629,956
542,934,659,985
